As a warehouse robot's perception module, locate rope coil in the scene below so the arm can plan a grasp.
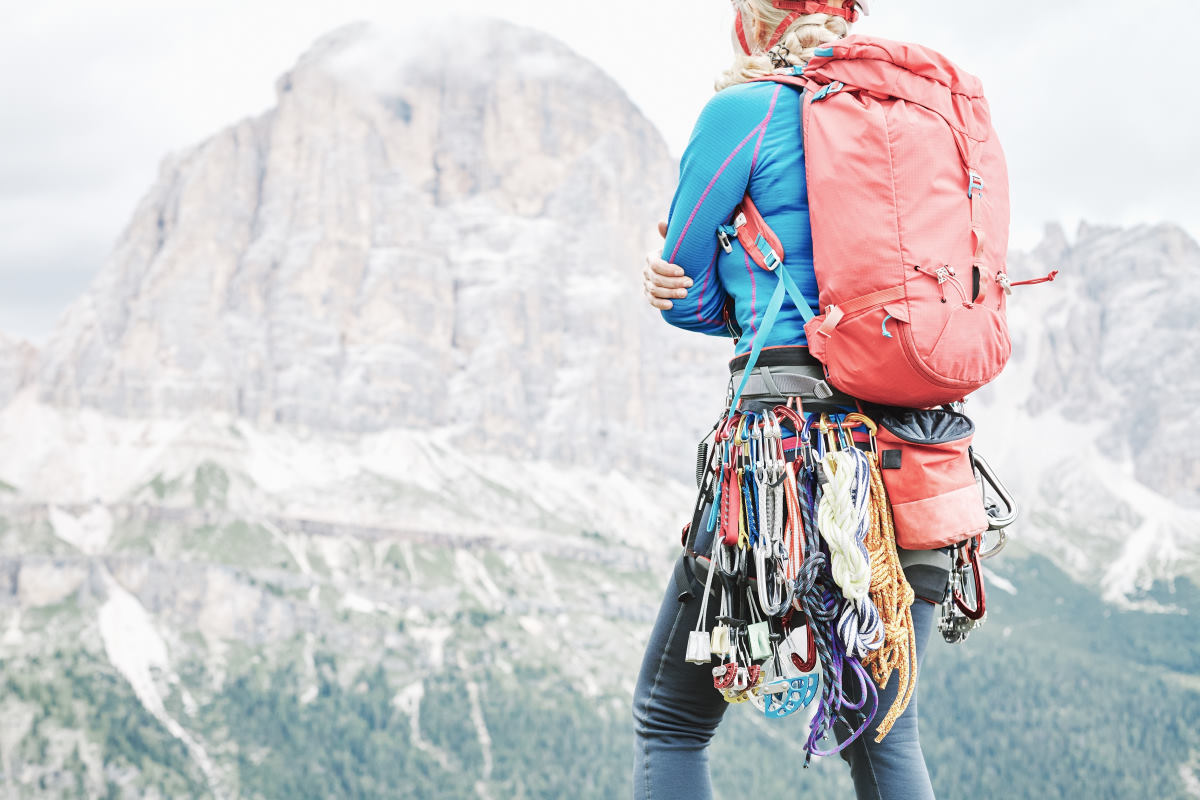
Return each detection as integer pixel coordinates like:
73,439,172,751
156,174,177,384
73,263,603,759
817,446,884,656
859,449,917,741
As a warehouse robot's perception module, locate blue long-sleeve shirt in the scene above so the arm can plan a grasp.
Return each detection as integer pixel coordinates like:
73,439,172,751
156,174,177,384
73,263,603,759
660,81,818,354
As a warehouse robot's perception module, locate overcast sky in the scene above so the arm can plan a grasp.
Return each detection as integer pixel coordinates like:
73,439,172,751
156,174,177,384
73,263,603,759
3,0,1197,343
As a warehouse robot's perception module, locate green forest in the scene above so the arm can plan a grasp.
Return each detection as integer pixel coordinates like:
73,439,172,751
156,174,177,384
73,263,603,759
1,556,1197,798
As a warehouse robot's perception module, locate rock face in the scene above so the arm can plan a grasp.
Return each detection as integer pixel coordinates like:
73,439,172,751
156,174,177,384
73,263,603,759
0,334,36,409
1015,221,1199,505
34,20,728,475
972,221,1200,600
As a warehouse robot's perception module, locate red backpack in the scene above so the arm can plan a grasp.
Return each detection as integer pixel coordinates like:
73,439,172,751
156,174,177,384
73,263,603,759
727,36,1054,410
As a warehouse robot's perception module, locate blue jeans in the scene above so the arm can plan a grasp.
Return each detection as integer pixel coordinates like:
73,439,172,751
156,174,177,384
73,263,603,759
632,555,939,800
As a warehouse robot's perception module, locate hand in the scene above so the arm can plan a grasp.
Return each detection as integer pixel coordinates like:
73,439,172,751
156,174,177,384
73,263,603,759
643,221,693,311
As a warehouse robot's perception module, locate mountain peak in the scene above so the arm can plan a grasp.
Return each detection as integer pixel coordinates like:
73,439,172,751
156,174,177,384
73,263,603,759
0,334,37,410
30,17,695,474
1031,221,1070,264
276,17,616,103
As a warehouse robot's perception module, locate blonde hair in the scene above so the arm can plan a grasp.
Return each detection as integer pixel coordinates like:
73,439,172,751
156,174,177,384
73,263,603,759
716,0,850,91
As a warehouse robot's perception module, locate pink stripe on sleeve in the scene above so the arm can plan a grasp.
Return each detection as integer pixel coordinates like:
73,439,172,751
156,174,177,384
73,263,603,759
694,250,724,325
749,85,782,173
668,122,767,264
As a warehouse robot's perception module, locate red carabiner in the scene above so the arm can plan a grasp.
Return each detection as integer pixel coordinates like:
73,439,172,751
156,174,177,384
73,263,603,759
953,536,987,621
789,622,818,673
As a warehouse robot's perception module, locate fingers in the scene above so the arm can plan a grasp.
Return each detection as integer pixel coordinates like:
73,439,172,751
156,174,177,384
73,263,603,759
644,277,688,299
657,220,668,238
642,263,692,311
644,286,674,310
643,256,691,292
642,239,691,311
644,279,679,310
645,252,690,284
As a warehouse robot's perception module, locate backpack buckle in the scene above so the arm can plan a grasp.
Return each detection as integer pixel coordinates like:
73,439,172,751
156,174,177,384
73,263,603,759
811,80,845,103
716,213,747,255
761,248,782,271
967,170,985,198
717,228,733,254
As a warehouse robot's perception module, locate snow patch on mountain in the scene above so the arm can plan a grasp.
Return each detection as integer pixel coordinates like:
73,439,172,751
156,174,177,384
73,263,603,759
98,570,222,796
1181,753,1200,799
0,334,36,411
48,505,113,555
393,680,453,772
982,568,1017,596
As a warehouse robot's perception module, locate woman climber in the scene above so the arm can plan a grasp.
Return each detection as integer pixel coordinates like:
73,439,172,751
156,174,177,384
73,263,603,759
630,2,971,798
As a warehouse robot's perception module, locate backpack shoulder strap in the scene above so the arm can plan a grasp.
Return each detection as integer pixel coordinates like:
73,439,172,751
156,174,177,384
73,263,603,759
722,190,818,411
719,193,786,273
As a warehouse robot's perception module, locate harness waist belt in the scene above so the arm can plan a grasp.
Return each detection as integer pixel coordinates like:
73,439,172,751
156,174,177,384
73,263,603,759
729,365,836,400
728,345,820,374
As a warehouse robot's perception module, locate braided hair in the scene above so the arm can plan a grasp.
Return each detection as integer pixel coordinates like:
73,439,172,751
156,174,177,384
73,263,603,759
717,0,853,91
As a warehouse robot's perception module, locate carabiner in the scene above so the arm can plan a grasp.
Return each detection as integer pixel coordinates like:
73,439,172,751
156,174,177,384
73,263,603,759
972,449,1019,531
952,537,987,621
833,414,853,452
841,412,879,458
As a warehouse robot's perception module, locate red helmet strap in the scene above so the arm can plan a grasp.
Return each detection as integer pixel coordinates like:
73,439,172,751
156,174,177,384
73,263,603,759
735,12,754,55
765,11,803,52
774,1,860,24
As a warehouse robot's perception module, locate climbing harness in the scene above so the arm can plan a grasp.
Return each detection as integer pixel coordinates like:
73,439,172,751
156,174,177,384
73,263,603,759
681,402,923,759
680,391,1022,754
